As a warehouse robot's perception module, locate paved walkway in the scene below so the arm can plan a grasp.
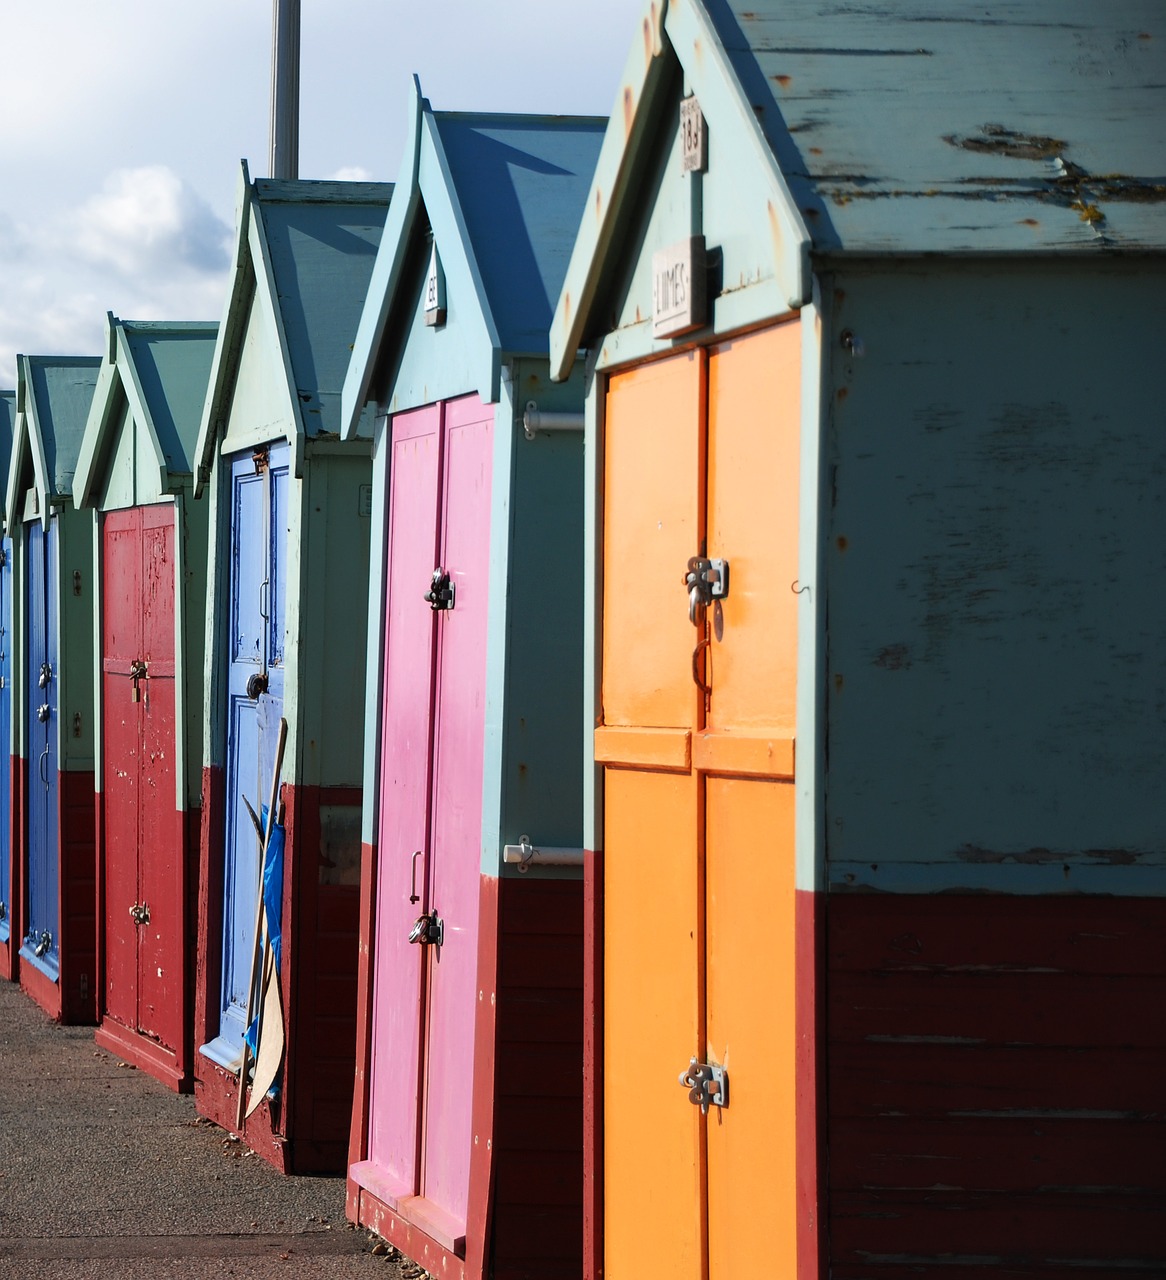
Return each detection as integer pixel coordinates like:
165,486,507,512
0,980,413,1279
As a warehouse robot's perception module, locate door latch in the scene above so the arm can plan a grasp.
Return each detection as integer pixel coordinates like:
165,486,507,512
38,661,52,689
424,567,455,611
0,900,7,922
33,930,52,958
129,902,151,926
36,704,50,723
408,910,444,946
678,1057,729,1114
129,659,147,703
684,557,729,624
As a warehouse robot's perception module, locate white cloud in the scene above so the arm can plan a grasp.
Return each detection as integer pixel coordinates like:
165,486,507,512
0,167,231,386
71,167,231,277
327,166,374,183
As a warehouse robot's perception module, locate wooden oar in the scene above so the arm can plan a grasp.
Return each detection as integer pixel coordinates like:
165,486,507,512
235,716,287,1131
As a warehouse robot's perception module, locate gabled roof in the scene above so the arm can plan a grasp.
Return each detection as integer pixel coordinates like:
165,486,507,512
6,356,101,530
551,0,1166,377
73,315,218,508
341,78,605,437
0,391,15,533
195,162,393,492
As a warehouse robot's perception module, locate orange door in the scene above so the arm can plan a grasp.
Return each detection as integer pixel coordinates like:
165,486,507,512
598,323,801,1279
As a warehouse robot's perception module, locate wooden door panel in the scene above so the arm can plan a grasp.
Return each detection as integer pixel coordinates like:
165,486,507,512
101,509,142,1031
422,396,493,1232
604,765,703,1280
603,354,704,731
706,323,800,736
705,775,797,1279
137,508,178,1051
0,535,11,943
25,519,59,966
368,405,442,1194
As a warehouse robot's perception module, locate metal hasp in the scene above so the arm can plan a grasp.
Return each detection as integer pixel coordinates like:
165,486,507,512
36,704,50,724
32,930,52,958
38,661,52,689
129,902,151,926
678,1056,729,1114
129,659,147,703
408,910,444,947
0,900,6,922
424,567,455,611
685,556,729,624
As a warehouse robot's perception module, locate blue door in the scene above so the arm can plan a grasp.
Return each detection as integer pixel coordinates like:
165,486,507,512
0,534,12,944
23,518,59,976
203,443,288,1066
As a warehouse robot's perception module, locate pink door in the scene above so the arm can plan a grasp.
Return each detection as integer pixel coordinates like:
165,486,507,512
360,395,493,1254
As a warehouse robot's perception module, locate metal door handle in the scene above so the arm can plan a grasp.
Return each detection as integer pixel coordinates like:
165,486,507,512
409,850,423,904
38,744,50,788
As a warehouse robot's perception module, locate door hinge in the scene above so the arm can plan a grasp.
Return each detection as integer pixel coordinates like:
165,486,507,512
424,567,455,611
679,1057,729,1114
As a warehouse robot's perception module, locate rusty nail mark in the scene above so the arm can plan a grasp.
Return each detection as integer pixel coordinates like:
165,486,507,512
623,85,635,141
833,674,844,693
836,535,848,551
837,387,848,402
775,74,792,89
1020,218,1040,226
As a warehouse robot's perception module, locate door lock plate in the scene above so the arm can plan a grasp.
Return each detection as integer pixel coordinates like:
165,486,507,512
678,1056,729,1113
685,557,729,624
424,567,456,611
408,910,444,946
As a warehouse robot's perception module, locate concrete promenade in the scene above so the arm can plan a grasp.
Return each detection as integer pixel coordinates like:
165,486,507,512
0,980,412,1279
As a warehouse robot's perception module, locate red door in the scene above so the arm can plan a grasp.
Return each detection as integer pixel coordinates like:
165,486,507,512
99,505,182,1080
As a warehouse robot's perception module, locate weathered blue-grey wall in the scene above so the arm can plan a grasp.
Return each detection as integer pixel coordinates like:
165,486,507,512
825,261,1165,893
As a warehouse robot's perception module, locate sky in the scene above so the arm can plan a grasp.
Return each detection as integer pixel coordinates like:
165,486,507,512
0,0,640,387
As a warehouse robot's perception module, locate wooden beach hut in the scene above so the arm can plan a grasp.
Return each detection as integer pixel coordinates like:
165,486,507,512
0,390,16,981
72,315,218,1089
548,2,1166,1277
191,165,392,1172
339,83,604,1279
5,355,101,1024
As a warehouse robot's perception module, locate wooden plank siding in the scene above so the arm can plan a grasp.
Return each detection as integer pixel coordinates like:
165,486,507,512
827,894,1166,1276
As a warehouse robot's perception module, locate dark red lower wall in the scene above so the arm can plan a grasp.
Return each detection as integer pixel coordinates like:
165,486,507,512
490,874,584,1280
21,769,97,1025
827,893,1166,1278
194,769,362,1174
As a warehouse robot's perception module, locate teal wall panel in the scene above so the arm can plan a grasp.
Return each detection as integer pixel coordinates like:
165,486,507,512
824,261,1166,890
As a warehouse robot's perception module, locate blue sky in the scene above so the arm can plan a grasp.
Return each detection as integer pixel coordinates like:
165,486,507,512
0,0,638,385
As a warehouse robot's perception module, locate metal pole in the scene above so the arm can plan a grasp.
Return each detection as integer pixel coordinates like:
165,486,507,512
269,0,300,179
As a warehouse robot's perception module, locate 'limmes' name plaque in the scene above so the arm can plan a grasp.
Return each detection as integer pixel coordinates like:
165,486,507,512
652,235,707,339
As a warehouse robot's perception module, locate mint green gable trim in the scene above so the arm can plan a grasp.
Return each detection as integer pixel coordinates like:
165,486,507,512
14,357,52,531
4,402,30,533
549,0,810,380
341,79,425,441
194,162,256,497
340,79,502,434
75,315,170,510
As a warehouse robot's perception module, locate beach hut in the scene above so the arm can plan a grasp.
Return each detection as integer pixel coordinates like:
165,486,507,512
548,2,1166,1276
339,82,604,1279
72,316,218,1089
5,355,101,1024
0,390,16,981
191,165,392,1173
